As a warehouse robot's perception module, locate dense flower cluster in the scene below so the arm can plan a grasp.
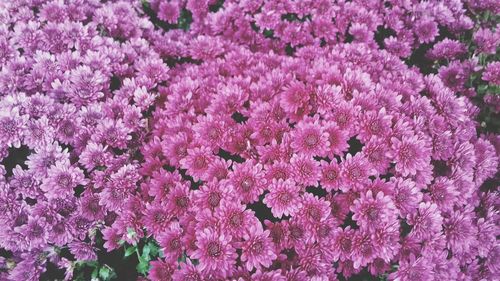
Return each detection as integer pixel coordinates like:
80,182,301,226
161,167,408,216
0,0,498,280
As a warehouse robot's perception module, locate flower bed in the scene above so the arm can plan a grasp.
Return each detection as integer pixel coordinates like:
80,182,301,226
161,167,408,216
0,0,498,280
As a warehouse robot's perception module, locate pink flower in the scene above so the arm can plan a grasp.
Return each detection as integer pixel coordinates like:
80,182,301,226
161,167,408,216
408,202,443,240
217,200,259,239
319,160,342,192
179,146,216,182
290,154,321,187
389,135,431,177
296,193,331,226
331,226,355,261
228,160,267,204
280,80,310,114
290,117,330,157
391,177,423,217
339,153,372,191
351,190,397,230
414,17,439,43
148,259,174,281
191,228,237,277
389,255,433,281
240,224,277,271
193,180,234,211
157,221,184,263
263,179,302,218
40,161,86,199
165,182,191,217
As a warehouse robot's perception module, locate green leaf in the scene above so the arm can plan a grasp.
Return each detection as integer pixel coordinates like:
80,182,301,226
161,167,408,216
136,259,150,275
91,266,99,279
99,266,111,280
124,246,136,257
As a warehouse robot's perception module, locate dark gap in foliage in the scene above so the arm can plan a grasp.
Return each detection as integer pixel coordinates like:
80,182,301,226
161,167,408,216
306,185,327,197
406,43,434,75
231,111,248,123
431,160,452,177
40,262,66,280
209,0,225,12
400,219,412,237
480,177,499,192
249,199,279,223
344,32,354,43
341,212,357,229
178,168,202,190
1,145,31,177
217,148,246,164
110,75,121,91
374,26,396,49
347,137,364,155
341,269,378,281
164,56,202,68
285,43,296,56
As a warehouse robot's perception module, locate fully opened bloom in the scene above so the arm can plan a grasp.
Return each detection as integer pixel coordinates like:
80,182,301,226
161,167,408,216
0,0,498,279
390,135,431,177
191,228,237,277
263,179,302,218
240,224,277,271
351,190,397,230
290,118,330,157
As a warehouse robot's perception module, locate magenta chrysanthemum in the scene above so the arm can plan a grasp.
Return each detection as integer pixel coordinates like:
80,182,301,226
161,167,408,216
263,179,302,218
191,228,237,277
0,0,498,279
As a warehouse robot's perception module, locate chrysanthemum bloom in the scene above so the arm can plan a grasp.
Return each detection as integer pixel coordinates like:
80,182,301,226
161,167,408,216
228,160,267,203
358,108,392,143
391,177,422,217
296,193,331,226
351,230,377,269
68,241,97,261
263,179,302,218
179,146,216,182
79,193,104,221
280,80,310,114
217,200,259,239
40,161,86,198
389,135,431,176
165,182,191,217
319,160,342,192
148,259,174,281
142,203,173,237
331,227,356,262
78,142,109,170
321,121,349,158
284,220,310,249
290,118,330,157
172,259,203,281
362,137,391,174
443,208,478,255
427,176,458,212
0,108,27,148
407,202,443,240
147,170,182,201
351,190,397,230
389,255,433,281
162,133,190,167
264,161,293,181
191,228,237,277
414,17,439,43
240,224,277,271
193,180,234,211
340,153,372,191
158,221,184,263
290,154,321,187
